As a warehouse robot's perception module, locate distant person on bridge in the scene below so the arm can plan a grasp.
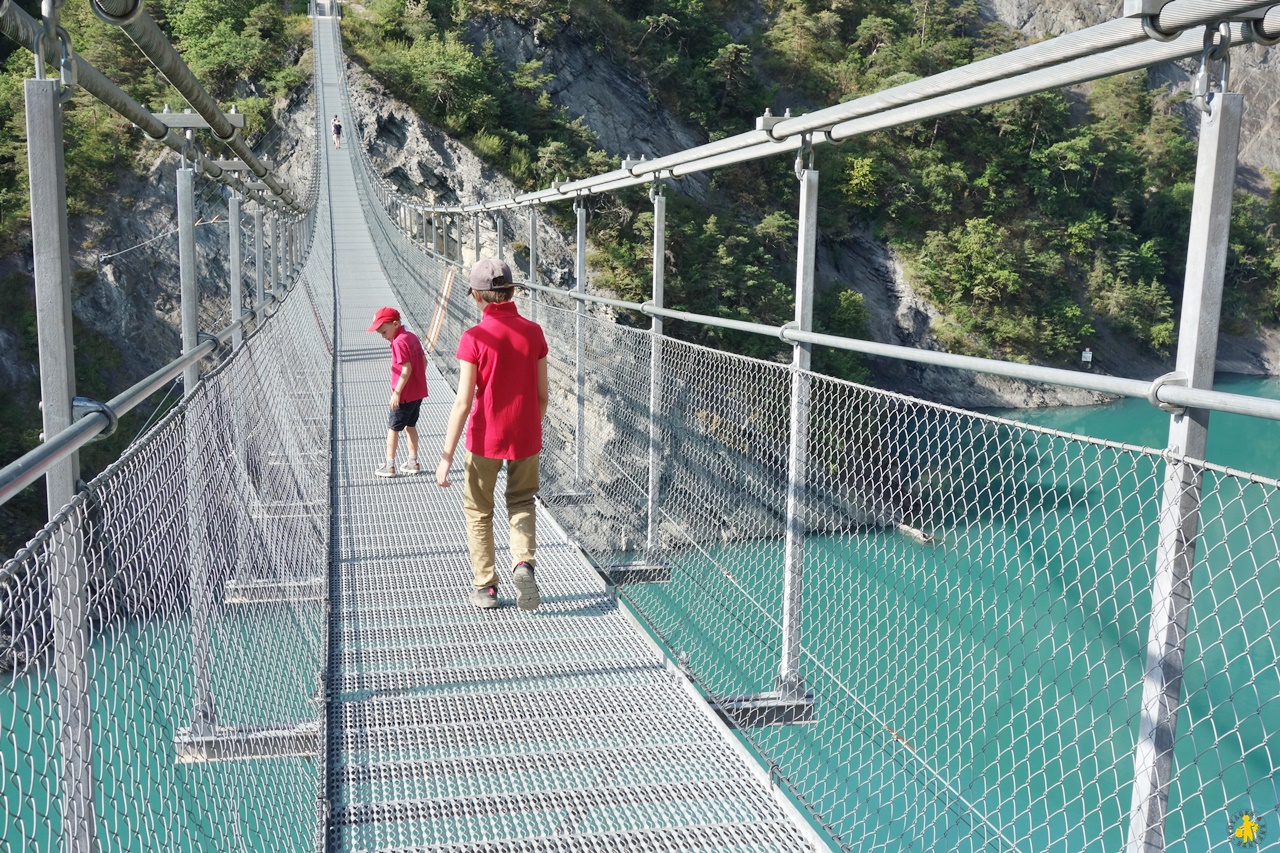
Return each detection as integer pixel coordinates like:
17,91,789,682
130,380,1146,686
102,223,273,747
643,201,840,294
368,306,427,477
436,258,549,612
331,115,342,149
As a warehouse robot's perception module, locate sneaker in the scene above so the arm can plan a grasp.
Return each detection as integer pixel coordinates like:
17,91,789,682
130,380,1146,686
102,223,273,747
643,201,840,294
374,461,396,478
399,458,421,474
469,586,499,610
513,562,540,611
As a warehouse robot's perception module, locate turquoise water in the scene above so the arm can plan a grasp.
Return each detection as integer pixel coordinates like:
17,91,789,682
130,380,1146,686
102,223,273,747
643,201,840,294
2,612,319,851
620,375,1280,852
998,374,1280,478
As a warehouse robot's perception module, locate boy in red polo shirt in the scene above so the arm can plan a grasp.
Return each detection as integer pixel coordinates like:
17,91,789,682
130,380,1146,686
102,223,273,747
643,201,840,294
436,258,549,611
367,306,428,478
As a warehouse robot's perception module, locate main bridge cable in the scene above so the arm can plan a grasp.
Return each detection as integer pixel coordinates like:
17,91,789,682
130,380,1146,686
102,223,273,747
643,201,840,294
0,0,288,215
422,0,1280,216
88,0,303,214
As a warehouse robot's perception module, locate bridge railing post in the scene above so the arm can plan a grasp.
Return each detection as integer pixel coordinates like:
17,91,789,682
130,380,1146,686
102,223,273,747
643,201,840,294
472,212,480,266
270,210,281,303
26,68,96,853
177,124,217,740
229,189,243,349
527,206,538,322
495,213,504,260
778,144,817,701
254,203,265,318
574,200,587,485
1124,83,1243,853
428,209,436,255
646,186,665,557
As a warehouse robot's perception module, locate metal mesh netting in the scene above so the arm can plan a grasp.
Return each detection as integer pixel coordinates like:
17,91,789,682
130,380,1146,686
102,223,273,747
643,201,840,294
353,163,1280,849
1,195,333,850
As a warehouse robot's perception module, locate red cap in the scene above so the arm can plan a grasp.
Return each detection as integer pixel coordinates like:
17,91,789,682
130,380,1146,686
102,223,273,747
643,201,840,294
366,306,400,332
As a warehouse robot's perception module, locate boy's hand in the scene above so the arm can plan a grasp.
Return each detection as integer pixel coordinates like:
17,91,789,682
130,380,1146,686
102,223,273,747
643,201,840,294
435,455,453,487
388,390,401,408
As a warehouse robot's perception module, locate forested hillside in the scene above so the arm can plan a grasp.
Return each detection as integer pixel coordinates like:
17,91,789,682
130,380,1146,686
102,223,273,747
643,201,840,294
0,0,311,551
342,0,1280,373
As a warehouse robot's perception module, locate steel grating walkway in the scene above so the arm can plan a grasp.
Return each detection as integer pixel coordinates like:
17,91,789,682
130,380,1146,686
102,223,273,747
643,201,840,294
315,17,820,852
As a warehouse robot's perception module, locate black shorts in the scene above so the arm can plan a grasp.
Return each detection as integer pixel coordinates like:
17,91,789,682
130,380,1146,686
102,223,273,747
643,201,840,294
387,398,422,431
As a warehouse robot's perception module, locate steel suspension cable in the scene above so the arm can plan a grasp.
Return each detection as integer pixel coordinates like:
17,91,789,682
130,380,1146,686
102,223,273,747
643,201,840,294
87,0,303,212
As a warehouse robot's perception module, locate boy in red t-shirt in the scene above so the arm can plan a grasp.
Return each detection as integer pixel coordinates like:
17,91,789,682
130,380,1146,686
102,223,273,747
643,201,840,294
367,306,428,477
436,259,549,611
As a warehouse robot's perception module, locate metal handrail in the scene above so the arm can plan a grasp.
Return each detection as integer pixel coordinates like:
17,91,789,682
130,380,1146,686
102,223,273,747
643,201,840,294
521,282,1280,422
0,305,270,507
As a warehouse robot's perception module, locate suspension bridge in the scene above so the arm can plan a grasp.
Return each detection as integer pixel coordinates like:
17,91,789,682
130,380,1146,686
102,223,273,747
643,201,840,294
2,1,1280,851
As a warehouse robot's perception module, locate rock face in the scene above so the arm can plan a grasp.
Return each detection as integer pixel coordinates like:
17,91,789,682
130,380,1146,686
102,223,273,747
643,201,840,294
344,60,580,288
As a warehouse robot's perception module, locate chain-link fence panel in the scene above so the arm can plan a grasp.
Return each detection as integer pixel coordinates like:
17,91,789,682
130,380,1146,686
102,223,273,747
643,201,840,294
1,219,333,850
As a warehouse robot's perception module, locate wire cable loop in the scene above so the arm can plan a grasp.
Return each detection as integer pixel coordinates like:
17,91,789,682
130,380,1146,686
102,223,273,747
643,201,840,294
1142,14,1178,42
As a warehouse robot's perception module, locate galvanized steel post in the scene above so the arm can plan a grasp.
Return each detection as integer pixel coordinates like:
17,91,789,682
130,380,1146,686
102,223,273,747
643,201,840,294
528,206,538,322
646,187,666,554
472,212,480,265
495,214,504,260
778,152,817,699
26,72,96,853
428,210,436,254
254,203,265,316
286,215,295,282
1125,90,1243,853
178,123,198,395
574,201,587,484
270,210,281,302
229,188,243,349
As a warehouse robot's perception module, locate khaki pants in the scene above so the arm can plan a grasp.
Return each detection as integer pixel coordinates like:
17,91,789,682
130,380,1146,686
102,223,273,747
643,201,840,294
462,451,539,590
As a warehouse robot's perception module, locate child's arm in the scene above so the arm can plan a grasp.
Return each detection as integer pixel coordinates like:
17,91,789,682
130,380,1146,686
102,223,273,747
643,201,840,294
436,361,477,487
389,361,412,408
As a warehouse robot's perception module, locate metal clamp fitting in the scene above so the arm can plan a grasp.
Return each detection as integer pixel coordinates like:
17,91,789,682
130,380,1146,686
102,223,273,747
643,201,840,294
640,300,657,316
1147,371,1188,415
779,320,799,342
1141,14,1177,42
72,396,119,439
197,331,222,353
89,0,145,27
794,134,814,180
1243,17,1280,47
648,180,664,203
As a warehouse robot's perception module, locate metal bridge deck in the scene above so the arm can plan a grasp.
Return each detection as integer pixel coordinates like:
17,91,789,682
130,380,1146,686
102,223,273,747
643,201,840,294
315,18,818,852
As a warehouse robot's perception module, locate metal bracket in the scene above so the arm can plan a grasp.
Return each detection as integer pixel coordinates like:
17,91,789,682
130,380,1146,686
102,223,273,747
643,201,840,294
621,154,645,171
648,180,664,203
779,319,799,342
71,396,119,439
756,107,792,139
1147,371,1188,415
710,688,815,728
197,331,222,353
